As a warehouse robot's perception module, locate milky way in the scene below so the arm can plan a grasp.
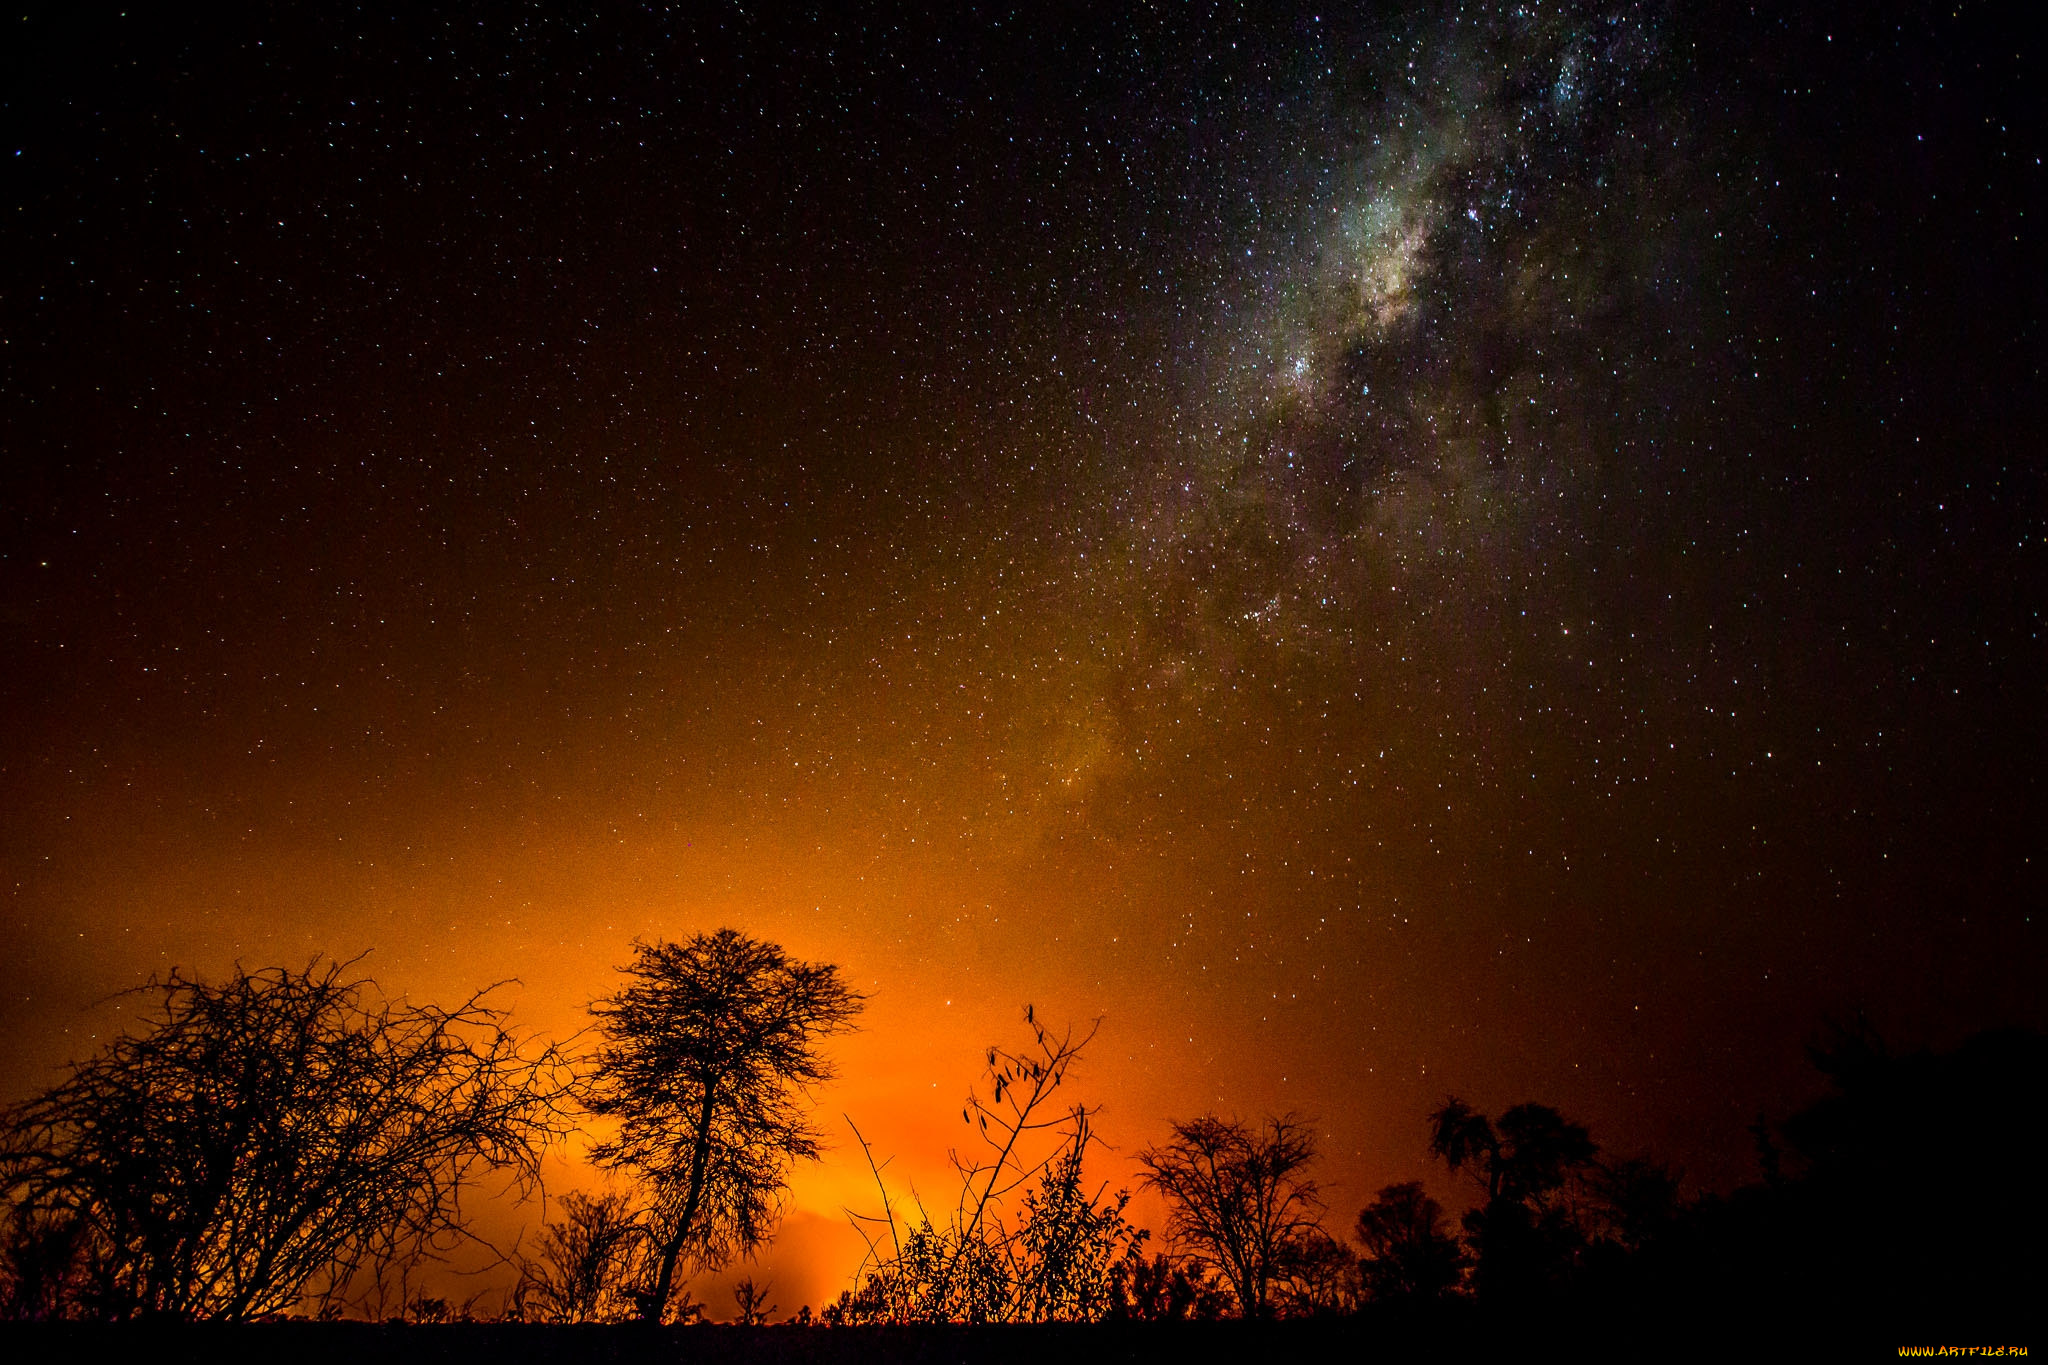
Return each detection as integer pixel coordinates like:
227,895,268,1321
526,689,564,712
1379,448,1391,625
1168,0,1686,637
1018,2,1729,812
2,0,2040,1313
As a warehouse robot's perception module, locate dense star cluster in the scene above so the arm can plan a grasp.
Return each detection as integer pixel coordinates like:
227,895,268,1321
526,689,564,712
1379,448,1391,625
1,0,2041,1312
1140,3,1684,642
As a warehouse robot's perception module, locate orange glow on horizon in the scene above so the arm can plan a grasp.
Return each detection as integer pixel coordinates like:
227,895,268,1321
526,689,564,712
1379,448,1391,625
7,1,2042,1322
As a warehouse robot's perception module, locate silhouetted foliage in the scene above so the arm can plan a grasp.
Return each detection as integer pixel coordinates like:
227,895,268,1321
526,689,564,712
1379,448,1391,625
1680,1024,2048,1331
1454,1026,2048,1337
833,1010,1146,1324
511,1191,643,1323
731,1276,776,1326
0,1203,89,1321
1353,1182,1467,1305
1105,1252,1231,1321
584,930,863,1323
1137,1114,1324,1319
1428,1100,1596,1210
7,934,2027,1339
0,959,567,1321
1428,1099,1596,1305
403,1294,452,1324
1271,1228,1358,1316
1011,1120,1147,1321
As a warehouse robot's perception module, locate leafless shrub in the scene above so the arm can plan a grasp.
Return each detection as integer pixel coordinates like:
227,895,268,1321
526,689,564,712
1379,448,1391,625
0,958,570,1320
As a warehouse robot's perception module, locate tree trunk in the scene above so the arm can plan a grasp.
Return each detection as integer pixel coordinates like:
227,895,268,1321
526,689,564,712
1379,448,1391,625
641,1088,719,1323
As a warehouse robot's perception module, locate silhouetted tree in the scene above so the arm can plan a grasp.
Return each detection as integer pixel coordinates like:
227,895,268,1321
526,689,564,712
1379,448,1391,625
732,1276,776,1325
1429,1100,1596,1209
0,959,567,1321
514,1190,644,1323
584,930,862,1323
835,1011,1145,1324
1428,1098,1596,1304
1353,1181,1467,1304
1137,1114,1324,1318
1530,1025,2048,1335
1273,1227,1359,1315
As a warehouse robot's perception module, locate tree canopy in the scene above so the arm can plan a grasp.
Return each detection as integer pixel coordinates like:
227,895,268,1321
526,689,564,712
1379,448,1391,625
583,929,863,1323
1353,1181,1466,1305
1137,1114,1323,1319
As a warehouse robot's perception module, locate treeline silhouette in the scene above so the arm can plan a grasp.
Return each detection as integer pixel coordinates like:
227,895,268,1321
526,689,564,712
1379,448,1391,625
1,932,2039,1341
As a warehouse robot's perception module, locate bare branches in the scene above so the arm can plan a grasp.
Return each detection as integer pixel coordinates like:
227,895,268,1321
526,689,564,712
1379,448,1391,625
0,959,570,1321
956,1011,1102,1244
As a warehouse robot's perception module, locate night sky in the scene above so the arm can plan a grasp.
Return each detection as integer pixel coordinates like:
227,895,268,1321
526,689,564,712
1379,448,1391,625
3,0,2042,1312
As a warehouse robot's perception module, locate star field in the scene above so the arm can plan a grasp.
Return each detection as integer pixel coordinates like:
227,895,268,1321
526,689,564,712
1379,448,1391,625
2,0,2042,1310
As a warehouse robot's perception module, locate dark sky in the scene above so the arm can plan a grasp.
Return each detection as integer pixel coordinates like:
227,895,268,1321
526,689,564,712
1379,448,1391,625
2,0,2042,1310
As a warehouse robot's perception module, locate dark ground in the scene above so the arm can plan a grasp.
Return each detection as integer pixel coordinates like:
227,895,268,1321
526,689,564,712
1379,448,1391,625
0,1317,2001,1365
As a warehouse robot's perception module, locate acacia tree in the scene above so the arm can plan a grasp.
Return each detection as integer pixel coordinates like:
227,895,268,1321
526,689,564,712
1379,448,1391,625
1136,1114,1324,1318
584,931,862,1323
0,959,567,1321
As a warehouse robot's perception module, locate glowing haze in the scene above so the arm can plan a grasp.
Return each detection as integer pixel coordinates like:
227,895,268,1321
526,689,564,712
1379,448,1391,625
2,0,2040,1315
